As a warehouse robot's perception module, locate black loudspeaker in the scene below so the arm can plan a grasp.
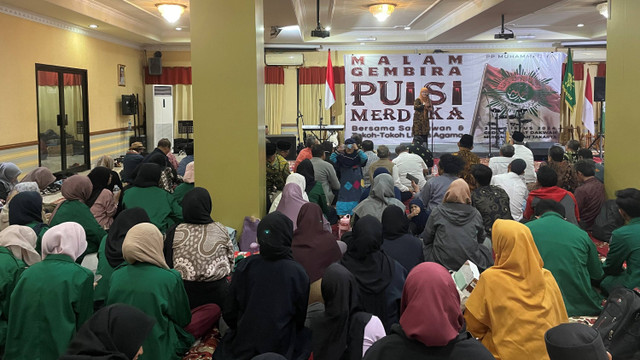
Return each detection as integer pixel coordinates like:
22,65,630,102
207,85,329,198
121,95,137,115
266,134,297,160
527,142,557,161
148,57,162,76
594,77,606,102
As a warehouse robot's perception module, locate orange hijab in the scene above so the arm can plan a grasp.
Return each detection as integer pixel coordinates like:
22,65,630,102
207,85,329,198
464,219,568,360
419,87,430,104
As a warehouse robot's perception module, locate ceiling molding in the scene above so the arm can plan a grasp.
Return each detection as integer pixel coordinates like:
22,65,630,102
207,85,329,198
0,4,142,49
322,41,556,52
142,44,192,52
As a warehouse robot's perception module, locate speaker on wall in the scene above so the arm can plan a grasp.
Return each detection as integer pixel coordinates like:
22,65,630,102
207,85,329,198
594,77,606,102
148,51,163,76
121,94,137,115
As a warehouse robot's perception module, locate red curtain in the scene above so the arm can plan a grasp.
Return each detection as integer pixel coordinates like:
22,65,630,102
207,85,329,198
37,72,82,86
597,63,606,77
145,67,192,85
562,62,586,81
265,66,285,84
298,66,345,85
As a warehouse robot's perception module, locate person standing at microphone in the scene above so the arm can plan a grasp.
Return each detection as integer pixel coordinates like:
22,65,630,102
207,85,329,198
413,87,433,144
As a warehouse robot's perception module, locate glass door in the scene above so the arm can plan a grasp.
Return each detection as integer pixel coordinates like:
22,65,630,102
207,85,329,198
36,65,89,173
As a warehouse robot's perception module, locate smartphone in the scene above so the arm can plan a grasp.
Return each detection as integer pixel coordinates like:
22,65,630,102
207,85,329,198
406,173,422,184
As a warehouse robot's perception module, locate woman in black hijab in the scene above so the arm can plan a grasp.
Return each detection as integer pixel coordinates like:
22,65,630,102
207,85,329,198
296,159,332,222
61,303,155,360
164,187,234,310
86,166,118,229
8,191,48,252
311,263,385,360
340,215,406,331
214,212,311,360
381,206,424,272
94,207,150,308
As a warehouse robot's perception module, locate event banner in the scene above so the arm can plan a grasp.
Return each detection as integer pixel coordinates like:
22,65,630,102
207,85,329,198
344,52,565,145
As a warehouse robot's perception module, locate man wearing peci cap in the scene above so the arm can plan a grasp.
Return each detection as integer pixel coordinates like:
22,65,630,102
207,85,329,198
266,142,290,198
452,134,480,189
545,323,611,360
491,158,529,221
276,140,292,160
510,131,536,184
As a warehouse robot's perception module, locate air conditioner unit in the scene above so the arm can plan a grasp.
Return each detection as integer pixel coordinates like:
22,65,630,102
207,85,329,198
145,85,174,150
265,53,304,66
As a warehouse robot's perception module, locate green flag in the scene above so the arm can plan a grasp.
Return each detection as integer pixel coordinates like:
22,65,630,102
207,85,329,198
563,49,576,111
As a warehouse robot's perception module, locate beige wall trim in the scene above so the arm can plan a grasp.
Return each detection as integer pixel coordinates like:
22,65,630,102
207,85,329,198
0,141,39,151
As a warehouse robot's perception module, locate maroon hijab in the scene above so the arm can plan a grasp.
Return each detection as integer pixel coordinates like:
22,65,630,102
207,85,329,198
399,262,464,346
292,203,342,282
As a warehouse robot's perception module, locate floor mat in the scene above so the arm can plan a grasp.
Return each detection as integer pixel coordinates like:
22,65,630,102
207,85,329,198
590,234,609,259
182,328,221,360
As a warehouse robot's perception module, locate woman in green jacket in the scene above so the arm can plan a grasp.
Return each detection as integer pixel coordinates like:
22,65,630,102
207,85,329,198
49,175,106,256
0,225,41,353
5,222,93,360
8,191,49,253
122,163,183,233
107,222,193,360
173,161,194,206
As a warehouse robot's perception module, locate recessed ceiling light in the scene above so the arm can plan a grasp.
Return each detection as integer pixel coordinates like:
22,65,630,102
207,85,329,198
360,42,365,45
404,26,411,30
326,26,331,31
517,40,523,43
175,27,182,31
89,24,98,28
577,23,584,27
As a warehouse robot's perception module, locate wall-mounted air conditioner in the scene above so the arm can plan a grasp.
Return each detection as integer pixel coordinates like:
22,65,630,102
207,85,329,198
265,53,304,66
145,85,174,149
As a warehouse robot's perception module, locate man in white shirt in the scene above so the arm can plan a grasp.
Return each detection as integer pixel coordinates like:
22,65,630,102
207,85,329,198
511,131,536,184
491,158,528,221
488,144,515,176
393,144,428,201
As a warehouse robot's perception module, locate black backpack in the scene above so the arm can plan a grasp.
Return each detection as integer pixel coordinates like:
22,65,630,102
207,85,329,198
592,200,625,243
593,287,640,359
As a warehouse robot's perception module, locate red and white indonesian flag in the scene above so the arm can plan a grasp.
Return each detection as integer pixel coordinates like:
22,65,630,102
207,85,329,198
582,69,595,133
325,50,336,109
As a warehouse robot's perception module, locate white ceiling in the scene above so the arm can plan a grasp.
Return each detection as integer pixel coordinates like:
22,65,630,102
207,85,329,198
0,0,608,48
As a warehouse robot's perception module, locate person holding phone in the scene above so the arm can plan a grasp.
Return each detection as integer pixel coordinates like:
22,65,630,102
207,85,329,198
413,87,433,141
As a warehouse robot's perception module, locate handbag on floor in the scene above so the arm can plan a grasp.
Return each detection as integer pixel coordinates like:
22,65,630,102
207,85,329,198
592,287,640,359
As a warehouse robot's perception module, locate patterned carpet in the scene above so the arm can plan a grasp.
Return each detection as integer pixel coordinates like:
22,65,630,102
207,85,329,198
182,328,221,360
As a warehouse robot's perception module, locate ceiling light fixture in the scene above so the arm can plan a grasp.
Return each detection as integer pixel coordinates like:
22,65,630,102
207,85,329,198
356,36,377,42
596,2,608,19
175,27,182,31
577,23,584,27
369,4,396,22
89,24,98,28
404,26,411,30
156,3,186,23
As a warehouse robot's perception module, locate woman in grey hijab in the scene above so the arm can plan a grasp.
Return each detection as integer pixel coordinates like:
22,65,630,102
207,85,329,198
352,173,405,225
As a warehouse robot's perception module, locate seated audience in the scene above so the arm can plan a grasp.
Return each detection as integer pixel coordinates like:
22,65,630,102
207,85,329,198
364,263,495,360
96,155,124,192
359,168,402,202
20,166,56,191
545,145,579,192
578,148,604,183
50,175,107,256
164,187,234,310
86,166,118,229
563,139,581,164
177,142,194,176
0,162,21,201
452,134,480,189
5,222,93,360
490,159,528,221
340,215,406,331
311,263,385,360
270,173,309,213
470,164,512,238
215,212,311,360
94,207,151,308
107,223,194,360
121,142,146,183
601,188,640,294
422,179,493,272
487,144,514,176
367,145,394,185
330,139,367,216
276,182,309,231
0,225,40,352
296,159,331,221
122,163,183,233
408,137,434,170
292,203,343,305
352,173,405,224
145,152,178,193
510,131,536,184
545,323,611,360
8,191,49,252
393,144,428,200
407,198,428,236
361,140,378,188
309,144,340,205
0,182,42,231
527,199,604,316
266,142,290,200
173,161,194,206
420,153,465,212
523,165,580,225
144,138,173,168
61,304,155,360
294,135,317,172
381,206,424,272
464,219,568,360
574,159,606,232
